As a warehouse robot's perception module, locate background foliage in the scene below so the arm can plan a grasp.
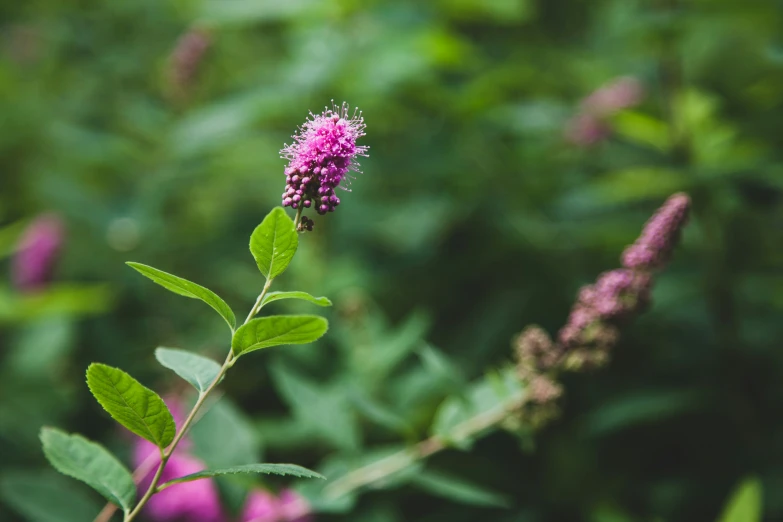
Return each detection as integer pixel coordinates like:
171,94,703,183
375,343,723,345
1,0,782,520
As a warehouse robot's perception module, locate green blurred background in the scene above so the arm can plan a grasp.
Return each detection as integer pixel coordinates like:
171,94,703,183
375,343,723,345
1,0,782,520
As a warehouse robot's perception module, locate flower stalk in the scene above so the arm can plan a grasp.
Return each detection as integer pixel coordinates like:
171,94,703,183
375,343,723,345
324,192,691,503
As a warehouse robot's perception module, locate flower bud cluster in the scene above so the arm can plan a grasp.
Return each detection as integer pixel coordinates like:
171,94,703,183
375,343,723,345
297,216,314,232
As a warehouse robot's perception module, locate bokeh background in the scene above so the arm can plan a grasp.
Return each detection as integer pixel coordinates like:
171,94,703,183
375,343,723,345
1,0,782,521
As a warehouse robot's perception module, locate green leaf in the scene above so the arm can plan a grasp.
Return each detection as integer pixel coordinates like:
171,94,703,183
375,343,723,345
191,399,260,467
40,428,136,513
717,477,762,522
126,262,236,331
270,361,359,450
0,470,102,522
584,389,703,436
86,363,176,448
411,471,510,508
612,111,670,152
260,291,332,308
232,315,328,357
431,367,524,448
155,347,222,394
158,463,325,490
249,207,298,280
0,220,25,260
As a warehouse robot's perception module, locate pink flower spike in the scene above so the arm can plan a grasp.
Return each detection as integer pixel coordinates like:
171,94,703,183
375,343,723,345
622,193,691,271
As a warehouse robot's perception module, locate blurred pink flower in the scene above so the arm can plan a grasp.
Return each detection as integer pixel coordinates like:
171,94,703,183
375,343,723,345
132,397,223,522
168,26,212,97
139,453,225,522
241,489,313,522
3,24,43,65
12,213,64,292
581,76,645,116
622,192,690,270
240,489,279,522
563,113,610,146
564,76,645,147
278,489,312,522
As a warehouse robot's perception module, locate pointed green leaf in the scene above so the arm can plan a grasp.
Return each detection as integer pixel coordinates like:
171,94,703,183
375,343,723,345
155,347,222,394
126,262,236,331
158,463,324,490
232,315,328,356
413,471,509,507
411,471,510,508
249,207,298,280
431,367,524,449
86,363,176,448
0,470,103,522
717,477,762,522
40,428,136,513
260,291,332,308
190,399,260,467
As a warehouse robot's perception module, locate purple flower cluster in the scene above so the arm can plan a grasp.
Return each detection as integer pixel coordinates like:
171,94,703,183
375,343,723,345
12,213,64,292
622,193,691,270
281,102,367,215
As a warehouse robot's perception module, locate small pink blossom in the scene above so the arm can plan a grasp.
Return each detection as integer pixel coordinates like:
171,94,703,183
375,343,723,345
12,213,64,292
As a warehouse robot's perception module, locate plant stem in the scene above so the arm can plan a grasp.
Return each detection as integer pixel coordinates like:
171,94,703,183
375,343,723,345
322,392,527,500
293,206,304,230
123,279,277,522
93,393,224,522
245,277,274,324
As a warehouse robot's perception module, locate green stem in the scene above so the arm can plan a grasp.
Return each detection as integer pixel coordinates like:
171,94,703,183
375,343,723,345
124,278,277,522
245,277,274,324
322,392,527,500
293,206,303,230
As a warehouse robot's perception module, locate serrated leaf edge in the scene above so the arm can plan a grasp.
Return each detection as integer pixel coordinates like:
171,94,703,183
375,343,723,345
157,463,325,490
86,363,176,449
